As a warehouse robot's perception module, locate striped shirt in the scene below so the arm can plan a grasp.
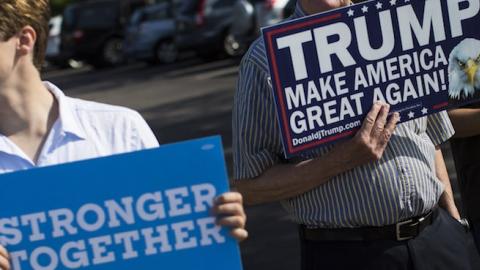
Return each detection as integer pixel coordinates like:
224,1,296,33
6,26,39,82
232,3,455,228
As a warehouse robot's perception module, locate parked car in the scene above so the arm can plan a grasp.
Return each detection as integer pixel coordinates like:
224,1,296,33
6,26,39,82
60,0,151,68
175,0,239,59
229,0,296,55
46,15,63,66
256,0,296,28
124,1,178,64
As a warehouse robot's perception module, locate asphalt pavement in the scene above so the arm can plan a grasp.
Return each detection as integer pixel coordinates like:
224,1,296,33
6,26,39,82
43,58,479,270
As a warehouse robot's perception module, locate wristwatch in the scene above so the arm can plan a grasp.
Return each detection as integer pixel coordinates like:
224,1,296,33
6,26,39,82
458,218,471,232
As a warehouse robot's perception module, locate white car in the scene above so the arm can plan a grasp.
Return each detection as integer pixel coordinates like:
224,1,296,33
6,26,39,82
46,15,62,58
255,0,295,28
228,0,295,56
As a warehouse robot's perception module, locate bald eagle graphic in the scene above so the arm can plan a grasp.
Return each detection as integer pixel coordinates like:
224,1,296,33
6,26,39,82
448,38,480,100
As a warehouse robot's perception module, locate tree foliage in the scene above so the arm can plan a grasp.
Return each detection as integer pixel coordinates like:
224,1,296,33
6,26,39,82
50,0,72,16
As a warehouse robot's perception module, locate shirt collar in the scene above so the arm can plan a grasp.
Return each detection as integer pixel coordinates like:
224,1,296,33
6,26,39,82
0,82,86,163
43,81,87,140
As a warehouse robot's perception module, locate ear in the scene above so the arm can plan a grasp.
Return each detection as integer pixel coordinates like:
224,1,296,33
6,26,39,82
16,26,37,56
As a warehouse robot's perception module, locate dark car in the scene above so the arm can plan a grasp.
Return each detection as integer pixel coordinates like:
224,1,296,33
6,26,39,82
60,0,151,68
175,0,239,59
228,0,296,55
124,1,178,64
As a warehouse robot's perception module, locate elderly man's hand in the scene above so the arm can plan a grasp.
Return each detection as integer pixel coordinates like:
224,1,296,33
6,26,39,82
212,192,248,242
333,102,400,167
0,245,10,270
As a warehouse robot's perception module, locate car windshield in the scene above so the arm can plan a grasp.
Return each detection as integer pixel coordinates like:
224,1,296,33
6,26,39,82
177,0,199,16
129,3,171,26
76,3,118,28
63,2,119,30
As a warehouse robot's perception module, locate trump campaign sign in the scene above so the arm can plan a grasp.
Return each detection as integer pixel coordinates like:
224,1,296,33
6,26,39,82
0,136,243,270
263,0,480,158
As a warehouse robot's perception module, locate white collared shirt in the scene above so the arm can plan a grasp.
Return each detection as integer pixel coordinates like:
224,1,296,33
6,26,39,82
0,82,159,174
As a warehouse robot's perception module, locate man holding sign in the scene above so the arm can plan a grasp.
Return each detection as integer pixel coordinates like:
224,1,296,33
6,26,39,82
233,0,474,269
0,1,247,269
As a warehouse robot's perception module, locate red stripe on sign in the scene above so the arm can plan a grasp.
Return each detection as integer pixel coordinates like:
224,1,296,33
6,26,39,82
432,102,449,110
267,31,294,153
266,13,342,154
291,129,358,153
270,13,343,35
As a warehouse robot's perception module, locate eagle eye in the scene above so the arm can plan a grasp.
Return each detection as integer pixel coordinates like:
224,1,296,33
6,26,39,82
458,60,466,69
476,54,480,64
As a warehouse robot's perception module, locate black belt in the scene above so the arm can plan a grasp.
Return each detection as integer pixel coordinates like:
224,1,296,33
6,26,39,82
301,209,437,242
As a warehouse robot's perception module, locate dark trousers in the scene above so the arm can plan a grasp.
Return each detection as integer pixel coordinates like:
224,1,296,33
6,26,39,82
300,209,472,270
472,221,480,254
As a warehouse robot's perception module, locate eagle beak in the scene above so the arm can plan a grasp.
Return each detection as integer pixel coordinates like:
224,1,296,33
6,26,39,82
465,59,478,86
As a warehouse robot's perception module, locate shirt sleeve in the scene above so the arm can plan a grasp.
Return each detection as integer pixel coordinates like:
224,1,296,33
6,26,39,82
426,111,455,146
130,111,160,150
232,56,284,180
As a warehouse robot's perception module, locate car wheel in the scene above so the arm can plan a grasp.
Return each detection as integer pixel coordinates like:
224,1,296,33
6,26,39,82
155,40,178,64
223,33,243,57
101,37,125,67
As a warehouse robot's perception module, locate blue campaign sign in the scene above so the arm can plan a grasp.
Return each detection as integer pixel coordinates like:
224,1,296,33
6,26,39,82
0,136,243,270
263,0,480,158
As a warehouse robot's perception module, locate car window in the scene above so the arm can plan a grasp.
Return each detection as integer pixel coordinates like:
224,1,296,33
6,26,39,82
211,0,237,9
130,10,144,25
62,5,77,31
178,0,199,15
145,4,171,21
76,4,119,28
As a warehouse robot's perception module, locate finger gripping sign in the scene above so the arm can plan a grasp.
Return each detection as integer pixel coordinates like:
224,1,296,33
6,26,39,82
263,0,480,158
0,136,243,270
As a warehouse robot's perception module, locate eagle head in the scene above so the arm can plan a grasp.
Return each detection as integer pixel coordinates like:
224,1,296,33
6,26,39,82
448,38,480,100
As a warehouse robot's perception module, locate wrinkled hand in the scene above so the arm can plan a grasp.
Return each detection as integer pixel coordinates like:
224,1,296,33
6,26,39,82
0,245,10,270
333,102,400,167
212,192,248,242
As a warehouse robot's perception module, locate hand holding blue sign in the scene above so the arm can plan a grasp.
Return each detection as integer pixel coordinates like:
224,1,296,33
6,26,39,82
0,192,246,270
0,245,9,270
0,137,245,270
212,192,248,240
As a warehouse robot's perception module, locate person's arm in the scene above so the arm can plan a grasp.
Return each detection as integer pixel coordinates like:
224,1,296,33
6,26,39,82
435,147,461,219
235,103,400,205
448,108,480,138
0,245,10,270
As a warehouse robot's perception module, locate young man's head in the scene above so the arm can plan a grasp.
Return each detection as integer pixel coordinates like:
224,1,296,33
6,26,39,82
0,0,50,75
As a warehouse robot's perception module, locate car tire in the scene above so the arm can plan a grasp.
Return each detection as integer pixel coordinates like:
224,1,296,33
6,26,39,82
154,40,178,64
223,33,244,57
99,37,125,68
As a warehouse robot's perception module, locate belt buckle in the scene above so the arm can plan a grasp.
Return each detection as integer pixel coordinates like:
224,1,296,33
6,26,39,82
396,219,418,241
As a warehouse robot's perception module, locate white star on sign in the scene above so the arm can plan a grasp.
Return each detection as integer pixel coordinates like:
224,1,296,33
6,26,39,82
408,111,415,119
390,0,397,5
421,107,428,115
376,2,383,9
362,5,369,13
347,8,354,17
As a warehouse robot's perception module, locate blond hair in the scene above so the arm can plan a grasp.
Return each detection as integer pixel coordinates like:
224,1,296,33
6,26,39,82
0,0,51,70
